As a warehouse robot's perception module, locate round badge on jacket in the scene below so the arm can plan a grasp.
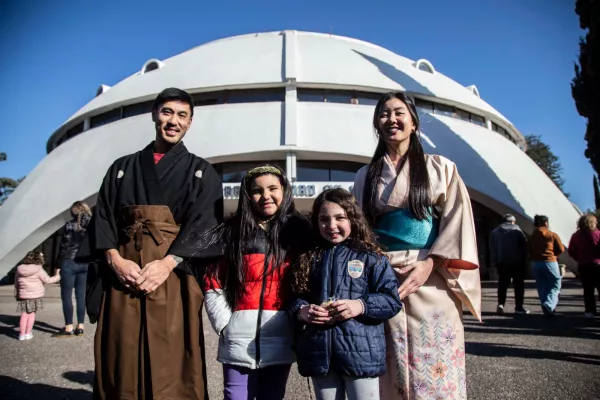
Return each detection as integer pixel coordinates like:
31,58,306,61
347,260,365,278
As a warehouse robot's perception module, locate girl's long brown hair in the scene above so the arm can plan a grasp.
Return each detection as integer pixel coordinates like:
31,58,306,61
291,188,385,294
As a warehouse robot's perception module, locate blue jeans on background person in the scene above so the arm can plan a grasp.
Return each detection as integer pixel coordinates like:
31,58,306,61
532,261,562,314
60,259,88,325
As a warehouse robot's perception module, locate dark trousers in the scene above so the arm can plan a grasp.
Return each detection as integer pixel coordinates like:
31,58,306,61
60,259,88,325
579,263,600,315
497,262,525,309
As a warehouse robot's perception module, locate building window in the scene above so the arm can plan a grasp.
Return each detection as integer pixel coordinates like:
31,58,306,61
123,101,154,118
434,103,455,118
297,161,365,182
415,99,434,115
325,90,353,104
193,92,221,106
456,108,471,122
353,91,381,106
90,108,122,129
298,89,326,102
471,114,486,127
225,89,285,104
58,122,84,144
141,59,164,75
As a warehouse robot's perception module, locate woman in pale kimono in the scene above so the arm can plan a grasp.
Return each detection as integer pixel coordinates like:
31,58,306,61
353,92,481,400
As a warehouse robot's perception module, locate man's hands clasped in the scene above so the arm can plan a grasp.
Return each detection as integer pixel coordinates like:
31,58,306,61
106,249,178,295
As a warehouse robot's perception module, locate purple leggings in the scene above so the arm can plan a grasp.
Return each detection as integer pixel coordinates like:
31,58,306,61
223,363,291,400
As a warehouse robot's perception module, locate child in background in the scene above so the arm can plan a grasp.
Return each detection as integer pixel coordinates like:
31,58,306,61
200,165,312,400
14,251,60,340
291,188,402,400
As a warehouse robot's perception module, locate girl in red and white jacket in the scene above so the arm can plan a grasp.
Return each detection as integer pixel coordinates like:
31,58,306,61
199,165,312,400
14,251,60,340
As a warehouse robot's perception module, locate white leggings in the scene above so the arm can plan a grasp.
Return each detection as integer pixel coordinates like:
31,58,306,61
312,371,380,400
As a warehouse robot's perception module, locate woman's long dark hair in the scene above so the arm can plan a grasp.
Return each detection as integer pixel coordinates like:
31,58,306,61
202,165,298,309
291,188,385,294
363,91,431,224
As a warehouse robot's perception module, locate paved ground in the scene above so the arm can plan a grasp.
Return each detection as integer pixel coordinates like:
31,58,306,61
0,277,598,399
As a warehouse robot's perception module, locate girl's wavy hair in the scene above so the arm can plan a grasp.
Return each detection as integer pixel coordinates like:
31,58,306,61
363,91,431,225
70,201,92,231
291,188,385,294
200,165,296,309
21,251,44,266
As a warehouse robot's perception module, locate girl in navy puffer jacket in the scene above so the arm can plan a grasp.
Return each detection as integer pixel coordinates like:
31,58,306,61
291,189,402,400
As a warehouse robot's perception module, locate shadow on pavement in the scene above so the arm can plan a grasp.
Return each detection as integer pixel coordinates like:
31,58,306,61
0,314,61,338
466,342,600,366
0,375,91,399
63,371,94,387
465,311,600,340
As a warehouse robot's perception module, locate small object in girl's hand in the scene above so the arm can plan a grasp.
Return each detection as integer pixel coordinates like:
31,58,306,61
321,297,338,310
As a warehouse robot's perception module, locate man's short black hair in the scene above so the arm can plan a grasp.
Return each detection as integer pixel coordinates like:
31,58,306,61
152,87,195,117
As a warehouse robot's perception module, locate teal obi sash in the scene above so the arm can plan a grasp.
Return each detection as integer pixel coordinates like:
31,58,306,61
374,208,439,252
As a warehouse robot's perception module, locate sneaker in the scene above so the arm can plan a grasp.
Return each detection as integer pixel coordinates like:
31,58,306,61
25,333,33,340
515,308,530,315
18,334,27,341
52,328,74,338
496,304,505,315
584,313,595,319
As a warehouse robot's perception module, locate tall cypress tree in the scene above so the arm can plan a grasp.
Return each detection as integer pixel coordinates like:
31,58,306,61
572,0,599,173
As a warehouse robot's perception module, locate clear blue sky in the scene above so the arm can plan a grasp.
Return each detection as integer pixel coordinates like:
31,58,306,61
0,0,593,211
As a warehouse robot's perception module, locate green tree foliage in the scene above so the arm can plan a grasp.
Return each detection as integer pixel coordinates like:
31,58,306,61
525,135,568,196
0,177,23,206
572,0,599,174
0,152,24,206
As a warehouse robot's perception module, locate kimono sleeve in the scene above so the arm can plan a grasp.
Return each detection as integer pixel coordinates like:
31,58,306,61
94,163,121,252
169,162,223,260
428,161,479,270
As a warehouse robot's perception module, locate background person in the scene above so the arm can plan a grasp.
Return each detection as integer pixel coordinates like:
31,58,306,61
568,214,600,318
489,214,529,315
54,201,91,337
528,214,565,316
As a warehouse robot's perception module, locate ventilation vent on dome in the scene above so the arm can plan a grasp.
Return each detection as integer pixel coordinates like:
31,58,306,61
414,59,435,74
96,84,111,97
466,85,480,97
141,59,164,75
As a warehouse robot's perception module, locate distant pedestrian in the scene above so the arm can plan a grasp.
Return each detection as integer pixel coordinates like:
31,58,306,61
528,215,565,316
53,201,91,338
14,251,60,340
489,214,529,315
568,214,600,318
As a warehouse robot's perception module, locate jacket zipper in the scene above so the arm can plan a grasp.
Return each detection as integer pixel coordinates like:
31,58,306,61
254,257,269,368
326,246,336,373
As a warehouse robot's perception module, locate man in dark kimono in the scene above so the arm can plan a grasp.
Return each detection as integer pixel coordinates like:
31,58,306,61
92,88,223,400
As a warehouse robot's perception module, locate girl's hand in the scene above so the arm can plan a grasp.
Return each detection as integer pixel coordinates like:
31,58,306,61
397,257,436,299
330,299,364,322
298,304,331,324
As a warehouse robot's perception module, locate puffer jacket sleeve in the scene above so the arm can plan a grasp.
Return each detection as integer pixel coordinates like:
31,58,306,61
289,297,309,322
38,269,60,285
202,260,232,335
361,255,402,321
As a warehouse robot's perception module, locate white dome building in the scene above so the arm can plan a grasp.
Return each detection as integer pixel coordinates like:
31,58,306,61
0,31,579,276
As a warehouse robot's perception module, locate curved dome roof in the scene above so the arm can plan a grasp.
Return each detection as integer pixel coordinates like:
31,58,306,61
65,31,510,124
